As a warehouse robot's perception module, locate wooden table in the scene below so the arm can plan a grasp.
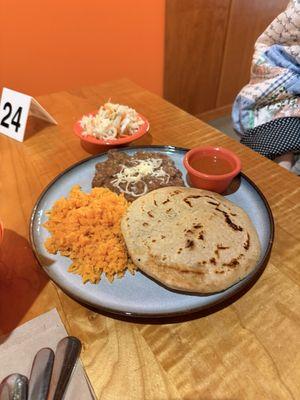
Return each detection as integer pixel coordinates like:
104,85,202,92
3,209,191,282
0,79,299,400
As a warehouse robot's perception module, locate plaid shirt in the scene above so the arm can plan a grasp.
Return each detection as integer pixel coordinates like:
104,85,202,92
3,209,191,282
232,0,300,133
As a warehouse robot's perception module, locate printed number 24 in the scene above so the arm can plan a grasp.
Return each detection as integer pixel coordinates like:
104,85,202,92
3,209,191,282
0,102,23,132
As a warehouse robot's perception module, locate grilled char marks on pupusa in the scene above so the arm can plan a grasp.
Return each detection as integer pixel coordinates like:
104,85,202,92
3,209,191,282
121,187,261,294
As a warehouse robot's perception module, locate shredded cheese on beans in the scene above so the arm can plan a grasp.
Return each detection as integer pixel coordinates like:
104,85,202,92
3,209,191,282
111,158,170,198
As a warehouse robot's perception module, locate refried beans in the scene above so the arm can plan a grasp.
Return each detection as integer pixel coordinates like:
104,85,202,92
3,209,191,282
92,150,185,201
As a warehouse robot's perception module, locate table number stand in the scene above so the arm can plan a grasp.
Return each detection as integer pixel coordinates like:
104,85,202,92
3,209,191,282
0,88,57,142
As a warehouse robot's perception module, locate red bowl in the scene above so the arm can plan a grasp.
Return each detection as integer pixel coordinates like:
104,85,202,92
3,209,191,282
74,112,149,145
183,146,242,193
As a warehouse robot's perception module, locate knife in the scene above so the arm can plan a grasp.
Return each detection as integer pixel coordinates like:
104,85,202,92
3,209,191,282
28,347,54,400
47,336,81,400
0,374,28,400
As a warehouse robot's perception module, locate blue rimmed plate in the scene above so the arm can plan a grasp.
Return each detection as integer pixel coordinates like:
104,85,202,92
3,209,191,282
30,146,274,318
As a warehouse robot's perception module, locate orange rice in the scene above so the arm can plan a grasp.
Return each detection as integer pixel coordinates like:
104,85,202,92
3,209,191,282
44,185,136,284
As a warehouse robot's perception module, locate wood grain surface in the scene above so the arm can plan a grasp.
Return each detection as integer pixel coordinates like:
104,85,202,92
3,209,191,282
0,79,299,400
196,104,233,122
164,0,231,114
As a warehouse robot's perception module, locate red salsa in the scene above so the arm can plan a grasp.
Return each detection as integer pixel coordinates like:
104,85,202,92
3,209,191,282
190,155,233,175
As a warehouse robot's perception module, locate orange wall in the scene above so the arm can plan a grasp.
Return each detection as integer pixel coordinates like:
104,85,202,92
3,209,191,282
0,0,165,96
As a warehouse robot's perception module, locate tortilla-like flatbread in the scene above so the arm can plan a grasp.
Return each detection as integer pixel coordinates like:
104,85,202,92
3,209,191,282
121,187,261,293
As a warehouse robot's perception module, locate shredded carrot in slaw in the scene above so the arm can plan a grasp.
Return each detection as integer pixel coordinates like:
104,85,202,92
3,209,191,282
44,185,135,284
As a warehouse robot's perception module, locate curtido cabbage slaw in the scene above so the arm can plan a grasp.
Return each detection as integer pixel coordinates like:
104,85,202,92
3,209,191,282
80,102,144,140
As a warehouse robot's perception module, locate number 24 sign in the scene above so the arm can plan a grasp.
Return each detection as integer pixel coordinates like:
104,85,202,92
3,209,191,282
0,88,57,142
1,102,22,133
0,88,32,141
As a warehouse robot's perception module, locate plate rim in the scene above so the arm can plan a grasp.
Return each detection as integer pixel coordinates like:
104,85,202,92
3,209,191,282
29,145,275,318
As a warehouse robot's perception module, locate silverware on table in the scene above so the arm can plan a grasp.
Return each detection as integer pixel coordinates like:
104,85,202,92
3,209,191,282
0,373,28,400
47,336,82,400
28,347,54,400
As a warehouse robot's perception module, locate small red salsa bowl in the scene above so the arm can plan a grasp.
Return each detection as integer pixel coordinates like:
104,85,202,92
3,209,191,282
183,146,242,193
74,112,149,146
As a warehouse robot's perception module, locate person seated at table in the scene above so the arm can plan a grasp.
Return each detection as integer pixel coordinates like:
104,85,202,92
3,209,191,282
232,0,300,172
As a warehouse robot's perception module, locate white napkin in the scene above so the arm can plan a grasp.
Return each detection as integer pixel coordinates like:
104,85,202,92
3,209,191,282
0,308,95,399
